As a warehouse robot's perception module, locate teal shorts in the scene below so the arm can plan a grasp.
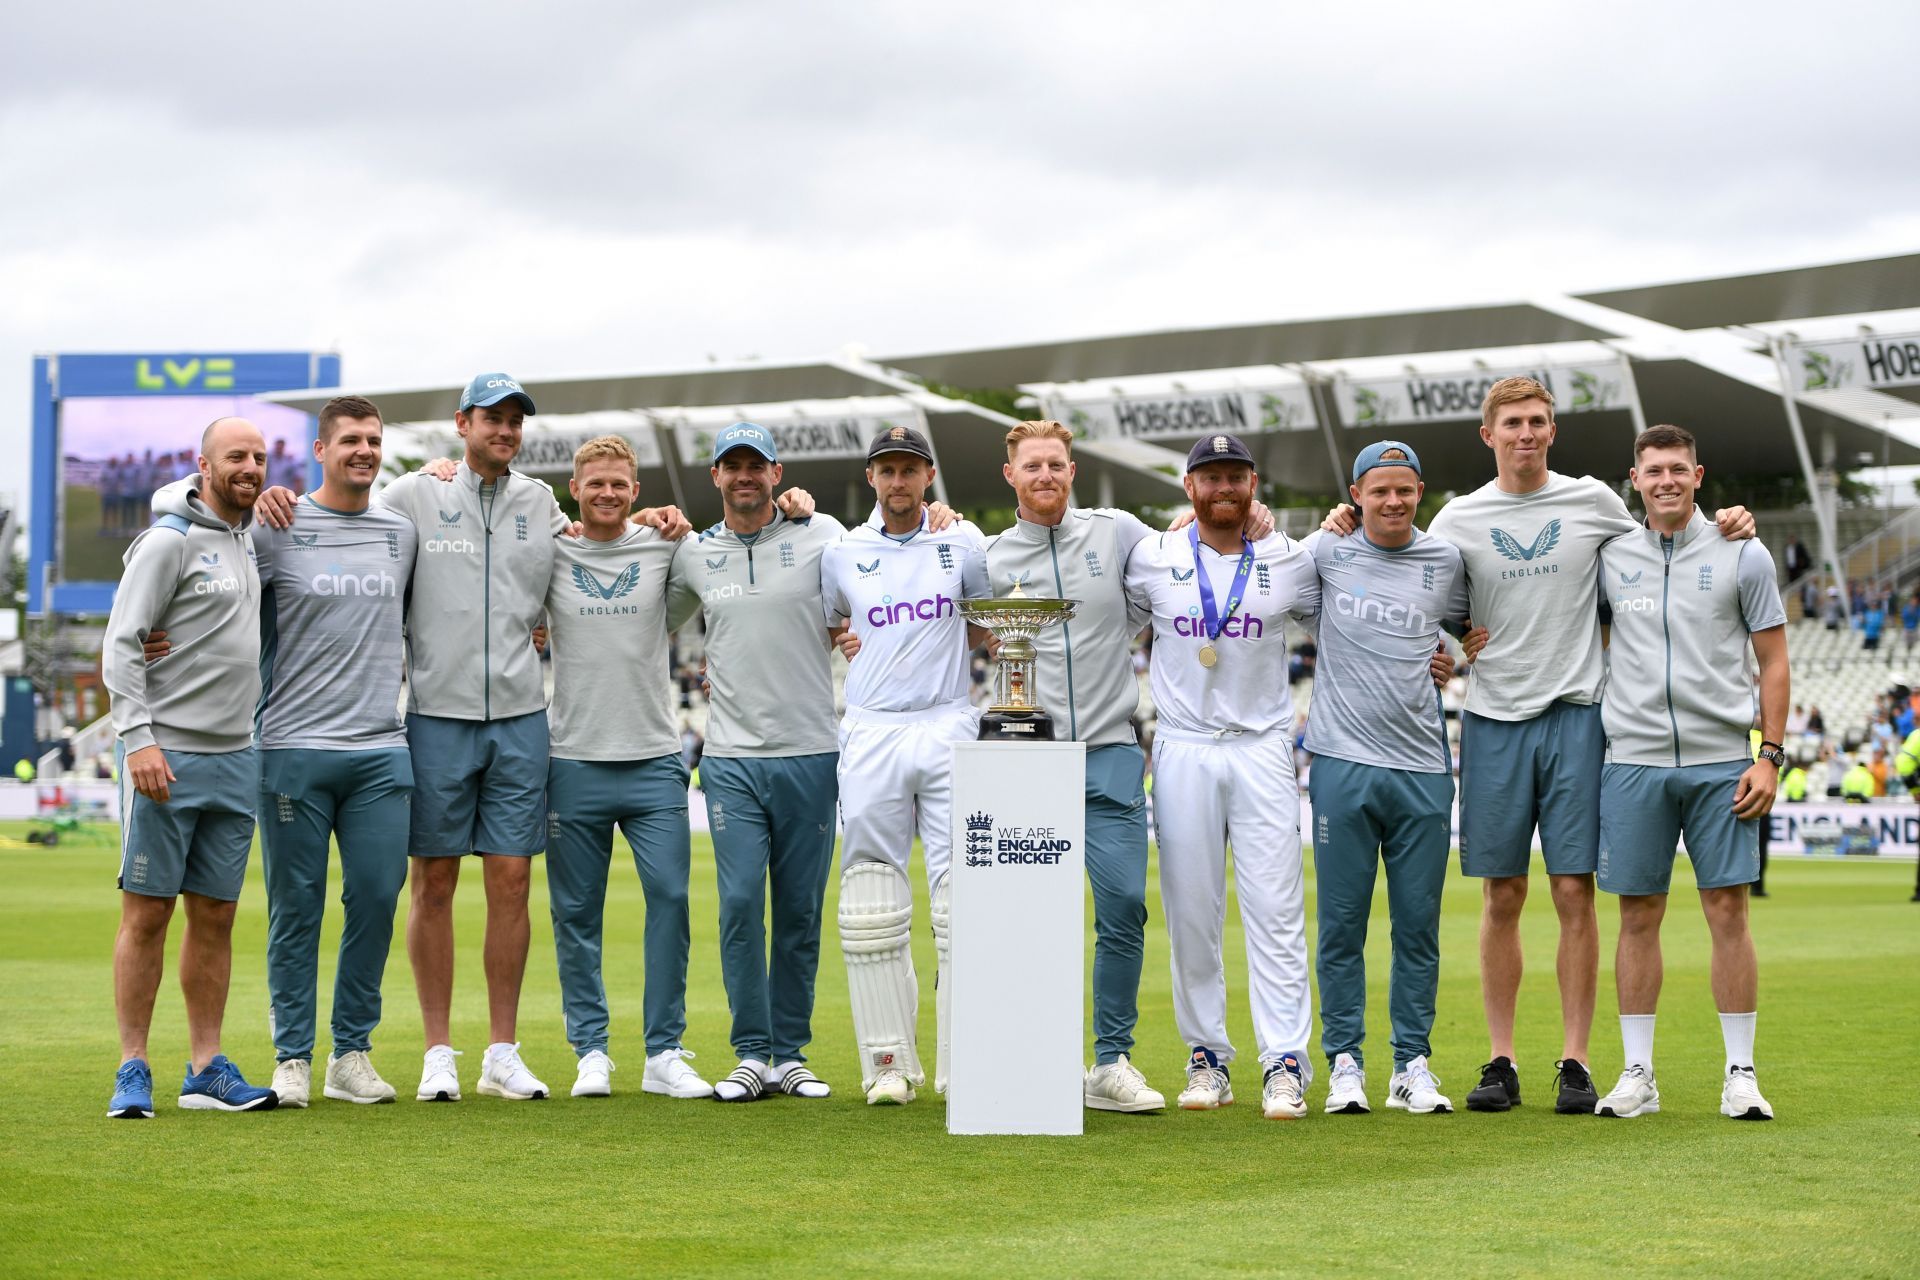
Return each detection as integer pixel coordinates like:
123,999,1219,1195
1459,700,1603,878
1598,760,1759,896
406,711,548,857
118,746,258,901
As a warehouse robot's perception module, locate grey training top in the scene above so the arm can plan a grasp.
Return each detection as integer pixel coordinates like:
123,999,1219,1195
665,511,844,759
1598,508,1786,767
547,526,679,762
1302,528,1470,774
376,462,567,721
103,476,261,755
255,497,417,751
985,508,1155,747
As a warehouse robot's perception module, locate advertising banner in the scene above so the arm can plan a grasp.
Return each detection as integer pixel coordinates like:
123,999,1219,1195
1787,331,1920,394
1332,357,1632,428
1043,382,1317,442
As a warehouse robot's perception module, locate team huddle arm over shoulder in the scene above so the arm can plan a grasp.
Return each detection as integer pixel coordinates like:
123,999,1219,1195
819,544,851,625
102,533,186,754
1593,483,1641,538
664,548,702,633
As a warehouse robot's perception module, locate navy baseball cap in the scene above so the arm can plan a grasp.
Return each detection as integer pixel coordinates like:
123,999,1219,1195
1185,433,1256,473
458,372,537,415
867,423,935,464
1351,439,1422,484
711,422,778,465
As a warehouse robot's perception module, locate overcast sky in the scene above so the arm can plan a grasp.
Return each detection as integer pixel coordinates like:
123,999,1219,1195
4,0,1916,517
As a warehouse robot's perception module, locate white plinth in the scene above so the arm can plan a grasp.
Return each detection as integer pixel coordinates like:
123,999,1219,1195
947,740,1086,1136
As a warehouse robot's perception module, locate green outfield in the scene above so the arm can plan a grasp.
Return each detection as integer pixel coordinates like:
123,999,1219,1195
1,825,1915,1277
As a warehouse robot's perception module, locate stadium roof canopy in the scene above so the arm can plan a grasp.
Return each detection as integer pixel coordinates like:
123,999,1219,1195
267,252,1920,519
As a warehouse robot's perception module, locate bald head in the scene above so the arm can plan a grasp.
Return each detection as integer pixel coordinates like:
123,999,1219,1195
202,416,265,458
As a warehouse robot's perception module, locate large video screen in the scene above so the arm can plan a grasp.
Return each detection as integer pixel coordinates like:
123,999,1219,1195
60,396,314,584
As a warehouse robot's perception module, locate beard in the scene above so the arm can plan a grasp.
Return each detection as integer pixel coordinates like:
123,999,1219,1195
1196,493,1249,530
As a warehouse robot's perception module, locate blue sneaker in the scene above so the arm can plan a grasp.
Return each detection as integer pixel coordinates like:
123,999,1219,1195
109,1058,154,1119
179,1055,278,1112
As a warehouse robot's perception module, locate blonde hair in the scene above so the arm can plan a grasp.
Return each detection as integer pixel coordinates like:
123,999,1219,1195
573,434,639,476
1004,419,1074,460
1481,376,1555,426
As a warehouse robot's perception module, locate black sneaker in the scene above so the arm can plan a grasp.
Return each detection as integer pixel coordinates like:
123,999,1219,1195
1466,1057,1520,1112
1554,1059,1599,1114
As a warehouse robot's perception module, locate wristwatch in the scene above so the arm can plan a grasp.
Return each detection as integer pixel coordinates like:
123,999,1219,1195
1757,742,1787,769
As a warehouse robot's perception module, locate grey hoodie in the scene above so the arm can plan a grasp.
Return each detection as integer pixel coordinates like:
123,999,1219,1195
104,476,261,754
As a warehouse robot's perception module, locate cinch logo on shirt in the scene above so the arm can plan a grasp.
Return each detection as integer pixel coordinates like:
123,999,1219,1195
422,537,478,554
1331,583,1433,632
311,569,399,597
1611,590,1658,614
1173,609,1263,640
193,573,242,595
866,593,956,627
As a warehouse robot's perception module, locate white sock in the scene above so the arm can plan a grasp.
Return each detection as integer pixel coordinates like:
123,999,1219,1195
1720,1012,1757,1072
1620,1014,1657,1075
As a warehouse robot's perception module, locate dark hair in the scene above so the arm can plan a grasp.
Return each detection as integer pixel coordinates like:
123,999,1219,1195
318,395,383,442
1633,423,1696,461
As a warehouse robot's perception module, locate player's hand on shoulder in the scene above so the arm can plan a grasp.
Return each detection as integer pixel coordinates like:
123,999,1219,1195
126,745,175,804
256,486,299,529
633,506,693,540
141,629,171,663
1244,500,1275,540
1713,505,1756,541
776,488,817,520
1166,509,1194,532
1321,503,1357,535
925,501,958,532
422,457,459,482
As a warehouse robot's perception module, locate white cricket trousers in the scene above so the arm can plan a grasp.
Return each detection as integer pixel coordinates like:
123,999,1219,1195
837,700,981,886
1152,727,1310,1067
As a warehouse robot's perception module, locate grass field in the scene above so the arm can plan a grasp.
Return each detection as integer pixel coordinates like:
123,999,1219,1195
1,822,1916,1277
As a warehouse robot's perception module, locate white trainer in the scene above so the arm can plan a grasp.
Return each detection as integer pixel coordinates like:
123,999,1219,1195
476,1042,548,1100
1324,1053,1369,1114
1084,1054,1166,1112
1177,1049,1233,1110
1595,1064,1661,1118
416,1045,462,1102
324,1051,396,1104
642,1048,713,1099
1387,1056,1453,1114
865,1066,915,1106
271,1058,311,1109
1720,1066,1773,1120
572,1050,614,1098
1261,1057,1308,1120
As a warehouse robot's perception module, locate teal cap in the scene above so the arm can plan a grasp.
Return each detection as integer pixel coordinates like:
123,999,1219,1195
458,372,536,415
1351,439,1421,484
711,422,778,465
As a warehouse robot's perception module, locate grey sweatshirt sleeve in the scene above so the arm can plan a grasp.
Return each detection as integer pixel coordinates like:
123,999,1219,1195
665,544,701,632
102,530,188,754
1738,540,1787,631
820,543,850,625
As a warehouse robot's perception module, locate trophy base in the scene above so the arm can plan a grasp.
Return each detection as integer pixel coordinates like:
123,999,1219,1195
977,709,1056,742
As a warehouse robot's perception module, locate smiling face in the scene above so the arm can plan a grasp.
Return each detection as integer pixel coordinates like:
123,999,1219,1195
199,417,268,521
1480,396,1556,485
1005,436,1075,522
1184,461,1255,531
1351,463,1424,544
867,452,933,522
712,449,781,520
570,456,638,537
1630,443,1703,528
456,402,525,473
316,415,382,496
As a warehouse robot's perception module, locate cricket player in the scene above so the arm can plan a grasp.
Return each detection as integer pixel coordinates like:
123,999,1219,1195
104,417,277,1117
820,424,990,1106
1123,433,1320,1120
1591,425,1786,1121
1306,442,1469,1117
1335,376,1753,1114
666,423,845,1102
251,396,417,1107
543,435,711,1100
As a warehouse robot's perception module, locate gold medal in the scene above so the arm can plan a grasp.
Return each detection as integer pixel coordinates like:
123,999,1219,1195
1198,643,1218,668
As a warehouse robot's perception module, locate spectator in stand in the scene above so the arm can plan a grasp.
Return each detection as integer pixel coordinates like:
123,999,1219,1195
1862,601,1886,651
1814,743,1839,797
1799,578,1819,620
1849,580,1866,617
1806,706,1826,739
1869,746,1890,796
1841,756,1875,802
1871,711,1897,751
1903,591,1920,648
1821,587,1843,631
1783,536,1812,583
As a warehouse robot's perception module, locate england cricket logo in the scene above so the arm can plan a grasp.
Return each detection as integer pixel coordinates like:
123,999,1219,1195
1490,521,1562,562
515,514,528,542
937,543,955,571
386,531,401,560
571,563,642,600
1084,550,1102,578
779,541,795,568
965,812,994,867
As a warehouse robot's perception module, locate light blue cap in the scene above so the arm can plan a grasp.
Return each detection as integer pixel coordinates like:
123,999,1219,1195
1351,439,1421,484
711,422,777,465
458,372,536,415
